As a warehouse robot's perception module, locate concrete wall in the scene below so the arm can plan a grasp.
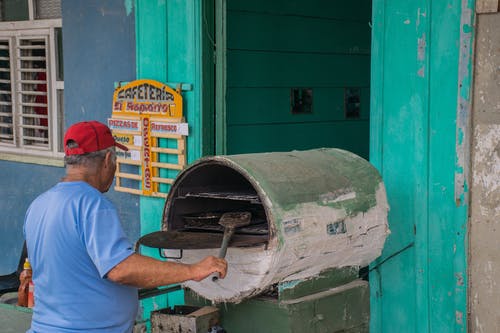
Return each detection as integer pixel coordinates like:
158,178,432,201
469,12,500,333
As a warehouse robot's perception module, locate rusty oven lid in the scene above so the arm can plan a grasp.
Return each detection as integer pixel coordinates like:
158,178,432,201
137,230,267,249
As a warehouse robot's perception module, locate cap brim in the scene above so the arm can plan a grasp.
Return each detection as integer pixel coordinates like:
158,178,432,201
115,142,129,151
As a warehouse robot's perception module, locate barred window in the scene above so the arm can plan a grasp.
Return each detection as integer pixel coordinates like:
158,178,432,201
0,0,63,159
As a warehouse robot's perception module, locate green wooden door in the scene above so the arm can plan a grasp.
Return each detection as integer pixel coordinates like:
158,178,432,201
218,0,373,158
369,0,473,332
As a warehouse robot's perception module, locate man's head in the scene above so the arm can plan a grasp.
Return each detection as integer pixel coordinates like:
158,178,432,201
64,121,127,156
63,121,128,192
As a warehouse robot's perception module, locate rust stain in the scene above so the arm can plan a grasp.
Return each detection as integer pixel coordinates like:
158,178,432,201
456,310,464,325
455,272,464,286
418,66,425,77
418,33,427,61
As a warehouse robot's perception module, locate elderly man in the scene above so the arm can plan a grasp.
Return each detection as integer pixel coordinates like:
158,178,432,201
24,121,227,333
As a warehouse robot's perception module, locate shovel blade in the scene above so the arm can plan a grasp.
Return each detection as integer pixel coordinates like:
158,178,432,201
218,211,252,229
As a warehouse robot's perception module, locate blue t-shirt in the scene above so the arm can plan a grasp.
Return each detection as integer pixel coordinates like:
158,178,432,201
24,181,138,333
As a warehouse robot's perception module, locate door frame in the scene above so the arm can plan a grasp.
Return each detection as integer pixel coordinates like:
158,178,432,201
214,0,227,155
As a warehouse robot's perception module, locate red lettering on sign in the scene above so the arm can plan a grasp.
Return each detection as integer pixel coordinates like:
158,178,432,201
108,119,140,130
113,102,122,111
142,117,151,191
150,123,178,133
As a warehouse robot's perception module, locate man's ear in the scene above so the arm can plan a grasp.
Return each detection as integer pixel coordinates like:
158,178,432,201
104,151,114,168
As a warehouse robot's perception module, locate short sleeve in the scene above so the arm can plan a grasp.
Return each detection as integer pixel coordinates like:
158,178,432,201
82,207,134,278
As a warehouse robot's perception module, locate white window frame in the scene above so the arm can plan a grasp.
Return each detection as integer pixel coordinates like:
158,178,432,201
0,17,63,162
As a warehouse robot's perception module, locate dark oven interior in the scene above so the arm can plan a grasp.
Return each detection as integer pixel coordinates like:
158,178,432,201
163,163,270,246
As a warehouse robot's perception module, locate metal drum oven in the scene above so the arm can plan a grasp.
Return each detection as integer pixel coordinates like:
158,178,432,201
139,148,389,304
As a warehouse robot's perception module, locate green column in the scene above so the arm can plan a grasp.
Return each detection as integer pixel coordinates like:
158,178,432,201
135,0,206,327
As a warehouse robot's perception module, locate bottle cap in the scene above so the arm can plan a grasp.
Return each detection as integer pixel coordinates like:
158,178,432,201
24,258,31,270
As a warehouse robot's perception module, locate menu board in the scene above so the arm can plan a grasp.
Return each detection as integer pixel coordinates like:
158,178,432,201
108,79,188,197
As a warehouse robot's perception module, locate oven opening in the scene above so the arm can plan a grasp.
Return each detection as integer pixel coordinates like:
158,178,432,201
163,163,270,248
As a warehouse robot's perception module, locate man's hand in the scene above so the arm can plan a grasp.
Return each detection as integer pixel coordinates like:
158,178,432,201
107,253,228,288
189,256,228,281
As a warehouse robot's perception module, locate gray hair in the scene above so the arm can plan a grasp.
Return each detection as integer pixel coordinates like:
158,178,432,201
64,140,116,168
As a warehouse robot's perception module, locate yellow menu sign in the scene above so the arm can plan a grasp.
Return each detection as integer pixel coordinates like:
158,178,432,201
109,79,188,197
112,79,183,118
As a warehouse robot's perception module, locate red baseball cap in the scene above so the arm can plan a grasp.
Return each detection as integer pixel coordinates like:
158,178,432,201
64,121,128,156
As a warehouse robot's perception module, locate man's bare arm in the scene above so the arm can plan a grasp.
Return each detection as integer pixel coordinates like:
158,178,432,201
106,253,227,288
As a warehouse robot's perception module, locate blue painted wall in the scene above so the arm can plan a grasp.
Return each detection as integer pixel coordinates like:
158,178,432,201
0,162,64,274
0,0,138,274
61,0,139,239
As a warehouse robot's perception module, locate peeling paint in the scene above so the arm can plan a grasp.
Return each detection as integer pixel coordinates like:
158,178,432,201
475,316,484,333
463,23,472,34
472,124,500,214
454,0,475,205
417,33,426,61
473,124,500,195
320,190,356,204
457,127,464,145
280,280,367,305
417,66,425,77
416,8,426,28
124,0,134,16
278,280,301,291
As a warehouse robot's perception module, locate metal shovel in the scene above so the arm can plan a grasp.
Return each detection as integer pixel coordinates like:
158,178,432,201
212,211,252,281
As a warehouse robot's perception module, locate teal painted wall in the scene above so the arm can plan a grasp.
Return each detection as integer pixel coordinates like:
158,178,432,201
135,0,205,237
369,0,473,332
225,0,372,158
135,0,207,326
